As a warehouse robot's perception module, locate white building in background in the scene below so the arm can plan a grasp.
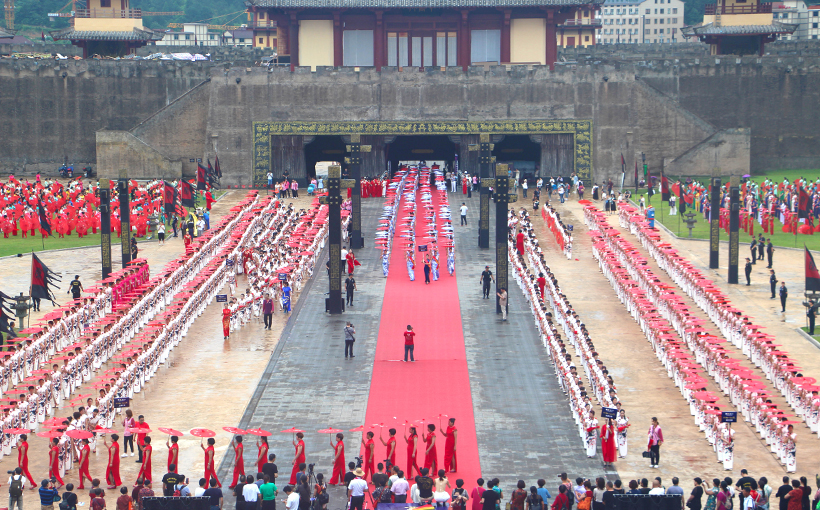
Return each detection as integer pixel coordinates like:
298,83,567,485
597,0,684,44
156,23,221,46
810,5,820,39
772,0,814,39
223,28,254,47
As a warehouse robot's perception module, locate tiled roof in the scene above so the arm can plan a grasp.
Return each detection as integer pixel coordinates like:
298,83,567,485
0,27,14,38
247,0,603,8
681,21,797,36
50,27,164,41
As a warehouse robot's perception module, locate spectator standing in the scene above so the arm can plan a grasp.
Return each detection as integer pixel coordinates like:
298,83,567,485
284,486,299,510
8,467,26,510
647,417,664,468
61,485,79,510
344,322,356,359
687,478,704,510
203,479,224,510
116,487,130,510
471,479,486,510
776,477,792,510
259,475,277,510
138,483,155,510
391,471,410,503
243,476,260,510
262,294,274,330
91,489,106,510
780,282,788,313
40,479,61,510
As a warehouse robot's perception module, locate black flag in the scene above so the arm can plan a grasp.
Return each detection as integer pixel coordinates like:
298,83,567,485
163,181,176,213
0,291,15,337
31,253,60,305
38,201,51,236
180,180,195,208
214,155,222,179
196,164,208,191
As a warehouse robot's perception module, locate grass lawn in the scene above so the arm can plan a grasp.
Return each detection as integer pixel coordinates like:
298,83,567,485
800,327,820,340
630,168,820,251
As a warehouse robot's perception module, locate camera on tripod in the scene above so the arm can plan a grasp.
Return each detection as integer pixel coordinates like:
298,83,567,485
384,459,393,472
308,463,315,473
354,456,363,468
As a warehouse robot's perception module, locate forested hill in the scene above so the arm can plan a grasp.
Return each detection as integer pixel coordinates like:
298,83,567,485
11,0,706,31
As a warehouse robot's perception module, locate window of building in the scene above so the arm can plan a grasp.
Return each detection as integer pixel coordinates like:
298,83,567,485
814,22,819,28
436,31,457,67
672,8,677,13
185,34,191,39
645,28,650,34
173,34,179,40
653,28,657,33
660,8,664,13
645,8,651,13
343,30,374,66
813,10,819,16
239,38,245,42
814,34,819,38
660,18,664,23
654,18,658,23
210,35,215,39
100,0,111,6
585,35,590,41
258,37,263,44
471,29,501,63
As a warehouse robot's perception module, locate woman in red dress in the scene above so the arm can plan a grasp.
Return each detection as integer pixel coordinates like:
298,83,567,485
380,428,397,468
17,434,35,490
462,177,468,195
346,251,360,275
202,438,221,487
422,424,438,474
222,304,231,339
229,436,245,489
289,432,306,484
600,418,617,465
441,418,458,473
104,434,122,489
329,433,345,485
49,438,64,488
167,436,179,473
136,436,153,484
256,436,269,476
362,431,376,482
404,426,419,479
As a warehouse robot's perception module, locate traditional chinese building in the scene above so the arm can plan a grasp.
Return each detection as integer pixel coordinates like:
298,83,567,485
244,0,603,70
51,0,163,57
681,0,796,55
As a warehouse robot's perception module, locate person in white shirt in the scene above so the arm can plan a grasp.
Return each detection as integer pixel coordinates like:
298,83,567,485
194,478,208,497
8,467,27,510
742,487,756,510
648,479,665,495
284,485,300,510
243,475,261,507
391,471,410,504
460,203,468,226
348,468,369,510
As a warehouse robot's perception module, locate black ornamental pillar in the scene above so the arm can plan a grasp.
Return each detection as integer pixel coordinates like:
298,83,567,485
495,163,516,314
118,176,132,268
99,179,112,279
709,177,721,269
728,186,740,284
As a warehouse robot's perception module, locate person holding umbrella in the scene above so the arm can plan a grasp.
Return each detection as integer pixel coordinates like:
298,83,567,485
229,435,245,490
48,437,64,488
362,432,376,483
289,432,306,485
201,436,221,488
166,436,179,473
329,433,345,486
256,435,269,476
103,434,122,489
379,428,397,469
137,436,153,485
16,433,35,491
404,426,419,480
77,438,93,490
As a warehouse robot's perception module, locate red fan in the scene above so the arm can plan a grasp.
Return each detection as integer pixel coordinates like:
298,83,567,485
3,428,30,435
37,430,64,439
190,428,216,438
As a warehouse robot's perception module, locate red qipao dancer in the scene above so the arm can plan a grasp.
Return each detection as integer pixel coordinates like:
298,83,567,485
362,431,376,481
256,436,269,476
405,426,419,479
167,436,179,472
229,436,245,489
17,434,35,490
379,428,397,468
289,432,306,484
205,191,215,211
600,419,617,465
516,230,525,255
422,424,438,474
104,434,122,489
77,439,93,489
441,418,458,473
137,437,153,484
329,433,345,485
49,438,64,487
346,250,361,275
222,303,231,340
202,438,221,487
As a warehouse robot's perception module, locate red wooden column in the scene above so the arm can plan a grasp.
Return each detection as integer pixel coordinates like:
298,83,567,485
545,9,557,70
375,10,384,70
289,11,299,70
460,10,471,71
501,9,511,63
333,11,343,66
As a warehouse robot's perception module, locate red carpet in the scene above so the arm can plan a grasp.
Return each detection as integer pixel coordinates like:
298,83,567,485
363,178,481,487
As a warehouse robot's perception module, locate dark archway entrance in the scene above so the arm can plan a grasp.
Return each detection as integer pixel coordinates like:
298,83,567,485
492,135,541,182
304,136,346,180
386,135,458,175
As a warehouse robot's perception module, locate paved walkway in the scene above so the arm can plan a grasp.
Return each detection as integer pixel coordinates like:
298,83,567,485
453,192,608,484
216,199,386,502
